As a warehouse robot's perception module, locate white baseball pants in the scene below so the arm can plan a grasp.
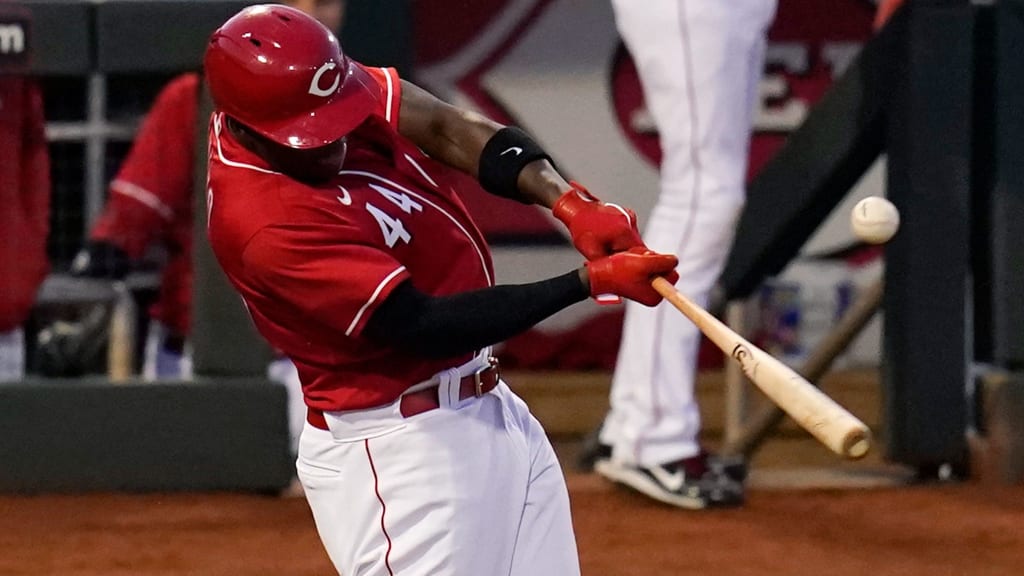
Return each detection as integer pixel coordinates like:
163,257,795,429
297,359,579,575
604,0,777,466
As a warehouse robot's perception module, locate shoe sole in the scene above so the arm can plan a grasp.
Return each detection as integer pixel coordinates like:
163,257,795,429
594,459,708,510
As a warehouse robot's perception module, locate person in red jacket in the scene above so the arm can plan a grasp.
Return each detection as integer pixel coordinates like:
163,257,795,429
67,2,345,468
69,0,347,381
71,72,198,378
0,76,51,382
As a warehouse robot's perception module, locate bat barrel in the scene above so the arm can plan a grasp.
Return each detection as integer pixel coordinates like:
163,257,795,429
754,359,872,460
651,277,873,461
842,427,872,460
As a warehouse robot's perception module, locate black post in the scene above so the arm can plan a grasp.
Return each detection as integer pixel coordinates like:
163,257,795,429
990,0,1024,368
883,0,974,474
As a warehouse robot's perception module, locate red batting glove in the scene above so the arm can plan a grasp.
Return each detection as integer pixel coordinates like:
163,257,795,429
552,181,645,260
585,247,680,307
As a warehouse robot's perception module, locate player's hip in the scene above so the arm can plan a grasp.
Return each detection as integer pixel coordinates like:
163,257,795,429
295,380,539,491
304,352,520,442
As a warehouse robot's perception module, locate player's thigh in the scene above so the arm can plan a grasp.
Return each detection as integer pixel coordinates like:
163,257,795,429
500,386,581,576
510,430,580,575
299,396,534,576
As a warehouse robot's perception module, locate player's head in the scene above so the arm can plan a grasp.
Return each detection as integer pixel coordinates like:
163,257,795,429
204,4,377,151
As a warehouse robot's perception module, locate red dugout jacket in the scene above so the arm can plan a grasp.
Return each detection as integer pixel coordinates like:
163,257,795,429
90,73,199,337
0,77,50,332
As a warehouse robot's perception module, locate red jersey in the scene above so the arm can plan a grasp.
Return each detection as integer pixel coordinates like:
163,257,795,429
91,73,198,337
207,66,494,411
0,77,50,332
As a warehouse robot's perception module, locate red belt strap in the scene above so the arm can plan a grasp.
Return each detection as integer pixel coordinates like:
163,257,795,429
307,359,501,431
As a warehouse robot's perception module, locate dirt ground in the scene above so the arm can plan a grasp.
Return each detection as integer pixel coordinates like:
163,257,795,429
2,473,1022,576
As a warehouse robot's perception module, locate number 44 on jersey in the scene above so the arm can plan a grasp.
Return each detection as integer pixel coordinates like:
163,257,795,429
364,183,423,248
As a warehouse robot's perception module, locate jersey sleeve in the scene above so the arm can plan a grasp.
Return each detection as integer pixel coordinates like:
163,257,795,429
358,64,402,130
91,73,199,258
242,224,410,338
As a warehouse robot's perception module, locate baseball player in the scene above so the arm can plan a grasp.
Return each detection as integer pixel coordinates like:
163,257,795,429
0,71,51,380
588,0,778,509
203,5,679,574
68,0,346,457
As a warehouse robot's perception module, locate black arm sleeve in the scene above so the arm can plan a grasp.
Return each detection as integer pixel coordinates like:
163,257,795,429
363,271,588,359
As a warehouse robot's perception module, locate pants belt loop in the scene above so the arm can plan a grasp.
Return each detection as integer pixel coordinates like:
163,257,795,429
438,367,461,408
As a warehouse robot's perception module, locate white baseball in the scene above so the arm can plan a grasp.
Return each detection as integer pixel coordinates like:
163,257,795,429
851,196,900,244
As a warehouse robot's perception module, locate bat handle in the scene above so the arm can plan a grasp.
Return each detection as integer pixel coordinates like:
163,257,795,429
652,276,676,297
107,282,137,383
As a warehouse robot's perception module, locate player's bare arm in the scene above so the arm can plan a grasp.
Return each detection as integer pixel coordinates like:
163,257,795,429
397,80,567,208
398,80,646,259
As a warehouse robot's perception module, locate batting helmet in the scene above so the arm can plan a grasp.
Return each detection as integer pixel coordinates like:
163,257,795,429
204,4,379,149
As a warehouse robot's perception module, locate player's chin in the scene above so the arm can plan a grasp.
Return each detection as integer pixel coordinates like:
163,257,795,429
282,140,348,185
307,157,346,183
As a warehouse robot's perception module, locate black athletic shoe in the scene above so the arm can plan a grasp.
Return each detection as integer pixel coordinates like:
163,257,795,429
576,425,611,471
595,456,745,509
595,458,709,509
706,452,749,484
580,430,749,483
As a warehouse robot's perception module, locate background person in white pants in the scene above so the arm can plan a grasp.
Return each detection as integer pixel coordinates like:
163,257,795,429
592,0,778,509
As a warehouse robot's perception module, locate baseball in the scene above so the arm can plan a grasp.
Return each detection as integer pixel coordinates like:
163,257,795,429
851,196,900,244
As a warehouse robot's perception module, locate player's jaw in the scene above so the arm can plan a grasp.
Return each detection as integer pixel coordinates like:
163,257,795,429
291,137,348,184
226,116,348,185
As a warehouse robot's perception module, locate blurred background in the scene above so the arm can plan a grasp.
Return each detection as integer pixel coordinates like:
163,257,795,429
6,0,891,379
1,0,1023,573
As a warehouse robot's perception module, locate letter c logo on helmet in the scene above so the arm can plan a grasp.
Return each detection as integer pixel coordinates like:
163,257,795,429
204,4,381,149
308,61,340,97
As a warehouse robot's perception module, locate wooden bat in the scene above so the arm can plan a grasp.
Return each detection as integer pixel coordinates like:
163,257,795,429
651,277,871,460
107,282,137,383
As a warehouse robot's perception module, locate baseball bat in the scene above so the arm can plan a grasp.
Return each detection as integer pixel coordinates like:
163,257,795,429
651,277,871,460
722,279,884,457
107,282,137,383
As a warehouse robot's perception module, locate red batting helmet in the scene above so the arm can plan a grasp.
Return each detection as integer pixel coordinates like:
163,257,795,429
204,4,379,149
